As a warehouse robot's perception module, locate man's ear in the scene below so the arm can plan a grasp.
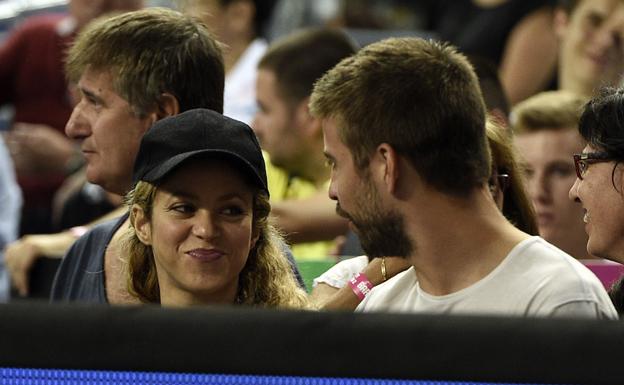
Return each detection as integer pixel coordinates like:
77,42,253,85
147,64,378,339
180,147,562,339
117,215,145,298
131,204,152,246
156,92,180,120
373,143,400,194
294,97,321,137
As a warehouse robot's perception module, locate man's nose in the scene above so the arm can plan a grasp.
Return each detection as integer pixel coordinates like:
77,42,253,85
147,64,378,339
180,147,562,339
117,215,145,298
65,102,91,140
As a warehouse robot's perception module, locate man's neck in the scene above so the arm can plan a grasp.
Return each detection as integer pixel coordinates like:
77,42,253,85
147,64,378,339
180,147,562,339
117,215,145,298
403,188,530,296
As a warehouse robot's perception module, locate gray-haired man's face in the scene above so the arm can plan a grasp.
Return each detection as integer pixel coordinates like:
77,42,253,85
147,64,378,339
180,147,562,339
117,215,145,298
65,69,155,195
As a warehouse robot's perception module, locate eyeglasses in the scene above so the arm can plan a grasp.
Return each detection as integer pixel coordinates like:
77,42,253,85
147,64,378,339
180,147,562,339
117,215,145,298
488,172,510,195
573,152,613,180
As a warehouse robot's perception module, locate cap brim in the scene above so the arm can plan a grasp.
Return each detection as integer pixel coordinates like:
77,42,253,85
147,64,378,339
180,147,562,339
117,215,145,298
141,150,269,196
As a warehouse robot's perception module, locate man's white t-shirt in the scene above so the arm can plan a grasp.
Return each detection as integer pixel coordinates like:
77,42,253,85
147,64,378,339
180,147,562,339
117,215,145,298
356,237,617,319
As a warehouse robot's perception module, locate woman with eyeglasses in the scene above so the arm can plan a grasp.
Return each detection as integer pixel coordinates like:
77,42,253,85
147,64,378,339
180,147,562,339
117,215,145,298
486,119,538,236
568,87,624,314
569,87,624,263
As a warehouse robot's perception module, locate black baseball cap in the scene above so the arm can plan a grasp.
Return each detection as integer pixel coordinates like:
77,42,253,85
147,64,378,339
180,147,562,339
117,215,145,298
132,109,268,196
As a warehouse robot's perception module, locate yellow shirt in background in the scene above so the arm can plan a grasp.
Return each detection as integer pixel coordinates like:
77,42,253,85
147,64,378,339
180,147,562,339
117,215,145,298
264,153,334,261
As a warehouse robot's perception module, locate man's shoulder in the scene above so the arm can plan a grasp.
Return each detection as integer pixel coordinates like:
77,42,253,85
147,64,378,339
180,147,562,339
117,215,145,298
70,216,125,253
356,238,616,317
507,237,601,284
50,215,126,302
501,237,616,317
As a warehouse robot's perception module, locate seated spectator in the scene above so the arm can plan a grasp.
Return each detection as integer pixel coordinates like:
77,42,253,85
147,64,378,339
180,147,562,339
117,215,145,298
310,53,533,310
310,118,538,309
484,119,538,235
181,0,277,125
309,37,616,318
570,88,624,263
568,87,624,312
123,109,308,307
253,28,355,261
555,0,624,99
513,90,592,259
0,0,143,236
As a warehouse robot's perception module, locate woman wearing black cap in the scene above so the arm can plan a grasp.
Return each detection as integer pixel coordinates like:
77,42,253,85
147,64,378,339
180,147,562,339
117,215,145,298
122,109,309,307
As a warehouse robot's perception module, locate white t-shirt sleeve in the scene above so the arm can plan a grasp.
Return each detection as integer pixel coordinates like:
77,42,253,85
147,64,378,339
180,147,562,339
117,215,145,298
312,256,368,289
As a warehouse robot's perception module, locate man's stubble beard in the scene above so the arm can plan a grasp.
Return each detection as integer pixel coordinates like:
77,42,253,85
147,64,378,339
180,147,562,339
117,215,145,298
336,177,413,259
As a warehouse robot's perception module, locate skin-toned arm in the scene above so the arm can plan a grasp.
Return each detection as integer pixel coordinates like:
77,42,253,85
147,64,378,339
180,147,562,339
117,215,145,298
5,205,126,296
310,257,411,311
500,6,558,105
271,190,349,244
4,123,79,175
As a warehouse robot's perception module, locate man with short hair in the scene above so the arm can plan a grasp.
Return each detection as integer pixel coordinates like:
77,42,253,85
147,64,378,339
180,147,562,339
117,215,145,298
50,7,226,303
555,0,624,98
309,37,616,318
0,0,143,235
253,28,356,260
512,90,592,260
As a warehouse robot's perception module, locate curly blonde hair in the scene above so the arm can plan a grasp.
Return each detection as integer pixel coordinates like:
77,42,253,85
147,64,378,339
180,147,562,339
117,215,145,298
122,180,309,309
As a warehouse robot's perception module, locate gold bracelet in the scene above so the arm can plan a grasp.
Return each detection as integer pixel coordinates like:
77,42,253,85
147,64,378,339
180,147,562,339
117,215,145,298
381,257,387,281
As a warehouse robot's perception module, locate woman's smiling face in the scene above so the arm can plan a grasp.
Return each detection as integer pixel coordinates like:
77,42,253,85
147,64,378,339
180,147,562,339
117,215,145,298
134,158,258,306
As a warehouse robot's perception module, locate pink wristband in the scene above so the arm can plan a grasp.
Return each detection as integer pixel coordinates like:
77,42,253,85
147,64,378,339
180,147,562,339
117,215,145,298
348,272,374,301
